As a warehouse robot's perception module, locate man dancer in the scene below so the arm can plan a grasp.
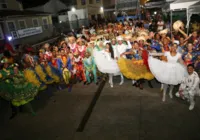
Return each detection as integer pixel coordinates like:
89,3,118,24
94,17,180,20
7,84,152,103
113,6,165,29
176,64,200,110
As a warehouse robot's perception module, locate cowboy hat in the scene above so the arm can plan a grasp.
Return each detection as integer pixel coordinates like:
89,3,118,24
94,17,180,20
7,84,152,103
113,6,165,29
159,29,168,35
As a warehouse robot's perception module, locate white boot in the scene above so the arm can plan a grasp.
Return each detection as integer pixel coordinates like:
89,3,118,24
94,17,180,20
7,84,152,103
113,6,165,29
109,74,113,88
189,96,195,110
189,102,195,110
161,84,164,92
119,74,124,85
110,84,113,88
169,85,174,99
162,92,166,102
162,84,167,102
169,92,173,99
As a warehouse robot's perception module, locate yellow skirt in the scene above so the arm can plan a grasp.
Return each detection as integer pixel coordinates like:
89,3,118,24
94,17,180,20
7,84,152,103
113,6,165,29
24,69,47,90
35,65,54,84
117,58,154,80
45,65,60,83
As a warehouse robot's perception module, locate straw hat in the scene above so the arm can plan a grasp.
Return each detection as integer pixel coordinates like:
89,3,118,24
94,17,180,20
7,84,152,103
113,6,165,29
137,36,146,42
159,29,168,35
111,37,116,41
125,34,132,40
68,36,75,42
173,20,184,31
39,49,45,53
90,36,96,41
103,33,109,37
116,36,123,41
131,36,137,42
76,38,83,43
138,31,148,37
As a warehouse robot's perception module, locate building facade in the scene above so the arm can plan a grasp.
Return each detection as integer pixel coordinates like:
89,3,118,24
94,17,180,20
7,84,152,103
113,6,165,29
76,0,104,20
0,0,54,47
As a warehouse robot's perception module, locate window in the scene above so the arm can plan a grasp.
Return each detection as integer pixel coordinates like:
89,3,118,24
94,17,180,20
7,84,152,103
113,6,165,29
89,0,93,4
18,20,26,29
96,0,100,3
0,26,4,40
32,18,39,27
81,0,86,5
7,21,18,39
42,17,49,30
7,21,16,32
0,0,7,9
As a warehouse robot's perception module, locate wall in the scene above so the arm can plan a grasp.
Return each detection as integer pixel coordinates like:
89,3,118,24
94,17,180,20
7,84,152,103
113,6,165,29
76,0,103,17
2,15,54,46
58,15,69,22
68,9,88,21
6,0,23,10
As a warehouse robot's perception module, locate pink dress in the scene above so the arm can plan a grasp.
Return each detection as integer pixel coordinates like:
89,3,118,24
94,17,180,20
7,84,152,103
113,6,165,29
68,43,77,54
77,45,86,58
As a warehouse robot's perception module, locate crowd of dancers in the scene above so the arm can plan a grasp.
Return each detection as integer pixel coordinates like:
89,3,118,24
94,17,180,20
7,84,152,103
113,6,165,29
0,19,200,119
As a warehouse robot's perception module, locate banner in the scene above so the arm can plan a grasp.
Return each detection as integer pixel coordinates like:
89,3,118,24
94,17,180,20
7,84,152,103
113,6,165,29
17,27,43,38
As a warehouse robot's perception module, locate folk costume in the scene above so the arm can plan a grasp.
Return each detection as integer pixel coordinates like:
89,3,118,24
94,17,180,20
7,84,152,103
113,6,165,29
176,71,200,110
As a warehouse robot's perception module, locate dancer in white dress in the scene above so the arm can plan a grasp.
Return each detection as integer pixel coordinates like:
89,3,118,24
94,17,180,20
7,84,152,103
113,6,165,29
148,43,188,102
93,43,123,88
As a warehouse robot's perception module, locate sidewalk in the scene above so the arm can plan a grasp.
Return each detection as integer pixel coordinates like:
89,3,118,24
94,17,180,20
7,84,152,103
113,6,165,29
0,79,200,140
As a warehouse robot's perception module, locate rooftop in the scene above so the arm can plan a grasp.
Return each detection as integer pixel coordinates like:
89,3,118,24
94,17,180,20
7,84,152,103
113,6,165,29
0,10,51,18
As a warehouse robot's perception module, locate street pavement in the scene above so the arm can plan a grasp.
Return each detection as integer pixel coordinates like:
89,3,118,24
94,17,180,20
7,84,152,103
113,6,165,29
0,77,200,140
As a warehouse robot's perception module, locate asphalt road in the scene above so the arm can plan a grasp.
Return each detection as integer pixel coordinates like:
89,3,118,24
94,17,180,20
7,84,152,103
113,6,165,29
0,77,200,140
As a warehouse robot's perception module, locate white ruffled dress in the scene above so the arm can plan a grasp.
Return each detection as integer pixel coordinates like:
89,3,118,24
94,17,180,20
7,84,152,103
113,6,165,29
148,52,188,85
93,48,121,75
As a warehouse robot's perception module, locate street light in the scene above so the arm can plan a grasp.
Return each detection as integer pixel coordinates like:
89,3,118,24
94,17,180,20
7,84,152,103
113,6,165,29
154,11,157,15
7,36,12,41
72,7,76,12
100,6,104,13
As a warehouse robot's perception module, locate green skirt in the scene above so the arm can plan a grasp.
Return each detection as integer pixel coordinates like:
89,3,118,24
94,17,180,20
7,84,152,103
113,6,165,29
0,80,38,106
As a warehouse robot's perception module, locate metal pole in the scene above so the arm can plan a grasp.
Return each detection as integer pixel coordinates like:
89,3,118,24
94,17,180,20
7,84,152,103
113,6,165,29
170,10,172,38
186,9,189,35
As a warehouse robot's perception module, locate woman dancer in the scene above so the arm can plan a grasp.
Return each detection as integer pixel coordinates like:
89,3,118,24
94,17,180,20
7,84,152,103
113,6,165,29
148,43,188,102
93,43,123,88
119,41,154,89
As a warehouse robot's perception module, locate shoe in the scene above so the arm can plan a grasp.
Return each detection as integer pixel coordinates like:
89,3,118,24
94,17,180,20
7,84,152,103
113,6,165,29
139,84,143,90
58,86,62,90
110,84,113,88
119,81,124,85
189,103,195,110
148,81,153,88
132,83,136,87
68,86,72,92
86,82,91,85
9,112,18,120
83,82,87,85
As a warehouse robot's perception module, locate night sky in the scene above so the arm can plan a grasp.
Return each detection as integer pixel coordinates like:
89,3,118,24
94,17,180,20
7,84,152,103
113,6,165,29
19,0,76,8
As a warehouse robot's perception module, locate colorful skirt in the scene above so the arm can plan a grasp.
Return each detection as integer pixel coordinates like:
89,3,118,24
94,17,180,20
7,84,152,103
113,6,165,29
0,79,38,107
118,58,154,80
45,65,60,83
24,68,47,91
35,65,54,84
